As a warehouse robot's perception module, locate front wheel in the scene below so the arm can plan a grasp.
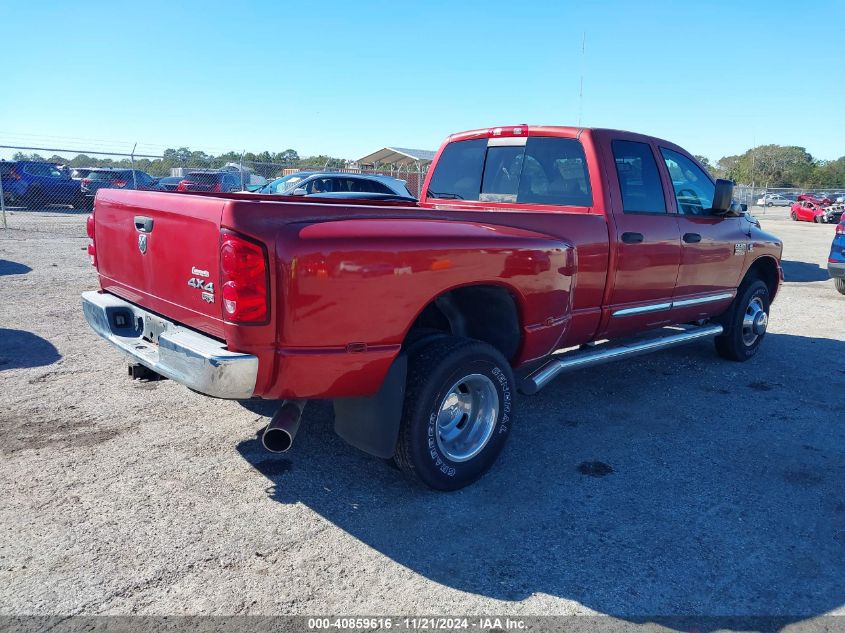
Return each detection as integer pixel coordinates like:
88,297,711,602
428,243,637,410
394,336,514,490
816,214,826,224
835,278,845,295
715,279,770,361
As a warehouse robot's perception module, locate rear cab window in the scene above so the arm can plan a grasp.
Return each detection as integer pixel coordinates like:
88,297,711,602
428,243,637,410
427,136,592,207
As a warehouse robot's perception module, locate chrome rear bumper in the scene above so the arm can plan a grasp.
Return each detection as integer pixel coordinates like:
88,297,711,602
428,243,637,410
81,291,258,399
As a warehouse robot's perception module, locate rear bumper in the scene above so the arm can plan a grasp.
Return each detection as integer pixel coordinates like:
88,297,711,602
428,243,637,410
828,262,845,279
81,290,258,399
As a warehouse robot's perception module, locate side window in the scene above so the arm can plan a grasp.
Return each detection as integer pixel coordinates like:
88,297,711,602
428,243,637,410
366,180,393,194
426,138,486,200
518,137,592,206
660,148,715,216
611,140,667,214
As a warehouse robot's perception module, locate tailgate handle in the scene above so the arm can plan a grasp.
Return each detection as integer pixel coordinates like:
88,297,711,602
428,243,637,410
134,216,154,233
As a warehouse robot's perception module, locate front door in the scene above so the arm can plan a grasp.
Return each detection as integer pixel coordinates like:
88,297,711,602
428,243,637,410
658,147,746,322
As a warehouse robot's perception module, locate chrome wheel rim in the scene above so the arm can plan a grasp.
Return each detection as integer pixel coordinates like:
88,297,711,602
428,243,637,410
435,374,499,462
742,297,767,346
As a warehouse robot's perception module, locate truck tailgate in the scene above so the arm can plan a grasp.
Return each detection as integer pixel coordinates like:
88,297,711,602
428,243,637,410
94,190,227,339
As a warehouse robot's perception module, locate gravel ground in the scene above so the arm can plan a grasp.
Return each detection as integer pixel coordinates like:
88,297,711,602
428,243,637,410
0,208,843,626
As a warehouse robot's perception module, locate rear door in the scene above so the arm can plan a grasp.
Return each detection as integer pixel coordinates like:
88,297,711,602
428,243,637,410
658,147,745,322
602,137,681,338
94,190,227,337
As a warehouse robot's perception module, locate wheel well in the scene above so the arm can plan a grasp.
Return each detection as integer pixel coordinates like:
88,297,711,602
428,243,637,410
744,256,780,300
405,285,521,362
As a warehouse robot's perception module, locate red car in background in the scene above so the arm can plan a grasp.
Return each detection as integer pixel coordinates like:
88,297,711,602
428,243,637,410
791,194,843,223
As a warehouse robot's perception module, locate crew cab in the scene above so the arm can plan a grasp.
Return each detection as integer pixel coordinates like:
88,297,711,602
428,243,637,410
81,125,783,490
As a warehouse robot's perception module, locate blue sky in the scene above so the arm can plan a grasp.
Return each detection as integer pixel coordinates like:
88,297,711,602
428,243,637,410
2,0,843,163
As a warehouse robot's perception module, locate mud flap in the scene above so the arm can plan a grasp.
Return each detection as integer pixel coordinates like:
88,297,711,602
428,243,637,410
332,354,407,458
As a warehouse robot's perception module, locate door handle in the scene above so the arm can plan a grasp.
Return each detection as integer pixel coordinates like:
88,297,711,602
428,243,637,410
621,232,644,244
683,232,701,243
134,216,154,233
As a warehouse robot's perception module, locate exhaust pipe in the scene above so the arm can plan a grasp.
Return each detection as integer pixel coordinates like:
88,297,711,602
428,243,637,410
261,400,306,453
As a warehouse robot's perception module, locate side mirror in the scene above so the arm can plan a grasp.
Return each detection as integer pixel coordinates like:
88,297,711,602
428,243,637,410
292,187,307,196
712,179,733,213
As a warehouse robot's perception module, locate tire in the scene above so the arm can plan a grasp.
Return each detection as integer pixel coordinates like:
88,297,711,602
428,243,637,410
815,215,825,224
835,278,845,296
394,336,514,491
714,279,770,361
790,211,798,221
766,202,773,207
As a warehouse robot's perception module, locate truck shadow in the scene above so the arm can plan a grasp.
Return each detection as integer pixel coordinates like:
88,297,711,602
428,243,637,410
781,259,830,282
0,328,61,371
0,259,32,276
236,332,845,630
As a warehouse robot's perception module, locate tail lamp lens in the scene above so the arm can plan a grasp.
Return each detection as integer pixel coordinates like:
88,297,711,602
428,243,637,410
220,232,268,323
836,223,845,235
86,212,96,267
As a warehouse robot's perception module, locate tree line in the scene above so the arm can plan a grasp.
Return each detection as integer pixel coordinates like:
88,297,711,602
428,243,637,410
9,148,349,179
695,145,845,188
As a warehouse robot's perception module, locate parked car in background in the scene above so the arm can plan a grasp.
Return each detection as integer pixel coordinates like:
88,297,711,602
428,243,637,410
0,160,83,208
756,193,792,207
176,171,242,193
287,173,414,198
156,175,185,191
81,169,159,207
829,220,845,295
791,194,844,223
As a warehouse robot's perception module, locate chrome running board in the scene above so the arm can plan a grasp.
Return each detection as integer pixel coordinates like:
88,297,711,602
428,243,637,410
520,324,724,395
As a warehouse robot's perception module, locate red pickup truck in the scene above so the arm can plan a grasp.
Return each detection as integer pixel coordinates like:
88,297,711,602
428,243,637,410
82,125,783,490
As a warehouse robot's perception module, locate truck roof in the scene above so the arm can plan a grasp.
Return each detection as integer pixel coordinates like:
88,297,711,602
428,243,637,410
446,125,678,148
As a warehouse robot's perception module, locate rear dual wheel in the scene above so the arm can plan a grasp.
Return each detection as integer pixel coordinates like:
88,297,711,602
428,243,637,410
394,336,515,491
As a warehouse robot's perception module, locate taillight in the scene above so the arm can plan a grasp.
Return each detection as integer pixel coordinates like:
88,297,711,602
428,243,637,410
81,178,91,185
836,223,845,235
8,167,21,180
86,211,97,267
220,232,268,323
113,180,128,188
177,180,188,191
211,183,223,193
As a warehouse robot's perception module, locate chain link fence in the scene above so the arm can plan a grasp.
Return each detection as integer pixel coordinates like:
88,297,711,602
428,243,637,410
4,142,844,238
0,144,428,237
